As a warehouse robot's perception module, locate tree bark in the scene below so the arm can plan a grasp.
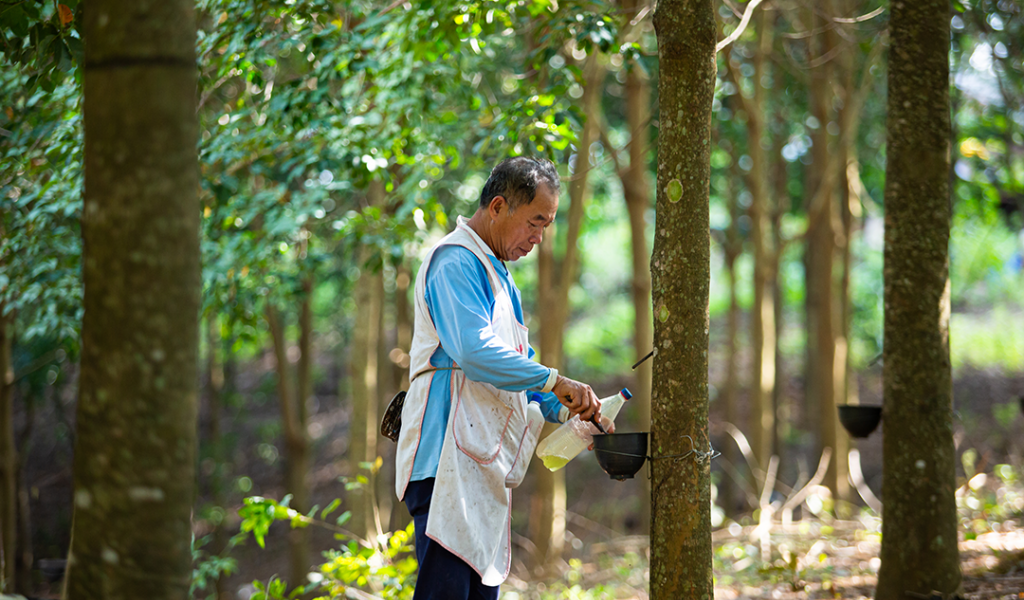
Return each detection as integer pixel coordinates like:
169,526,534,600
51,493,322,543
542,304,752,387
65,0,199,596
650,0,715,596
875,0,961,596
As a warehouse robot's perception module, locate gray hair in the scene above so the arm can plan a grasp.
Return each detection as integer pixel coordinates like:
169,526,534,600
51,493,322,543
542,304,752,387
478,157,560,212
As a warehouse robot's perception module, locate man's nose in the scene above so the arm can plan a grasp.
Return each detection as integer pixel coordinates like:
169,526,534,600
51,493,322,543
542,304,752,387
530,231,543,245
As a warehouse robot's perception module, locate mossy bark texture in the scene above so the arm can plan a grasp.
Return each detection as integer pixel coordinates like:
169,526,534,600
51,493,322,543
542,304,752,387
65,1,199,598
650,0,716,597
875,0,960,597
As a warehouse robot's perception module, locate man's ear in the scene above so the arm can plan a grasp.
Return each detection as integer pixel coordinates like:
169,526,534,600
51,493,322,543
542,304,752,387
487,195,507,220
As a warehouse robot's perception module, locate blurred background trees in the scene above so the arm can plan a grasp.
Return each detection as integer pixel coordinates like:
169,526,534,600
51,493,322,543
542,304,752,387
1,0,1022,597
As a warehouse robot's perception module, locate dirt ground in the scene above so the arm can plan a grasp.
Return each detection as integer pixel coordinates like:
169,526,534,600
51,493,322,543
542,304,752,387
500,521,1024,600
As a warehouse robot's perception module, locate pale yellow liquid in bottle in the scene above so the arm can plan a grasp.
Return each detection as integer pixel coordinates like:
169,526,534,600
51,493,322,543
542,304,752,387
541,455,571,471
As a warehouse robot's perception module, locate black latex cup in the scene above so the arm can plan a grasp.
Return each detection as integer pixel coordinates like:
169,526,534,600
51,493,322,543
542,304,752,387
593,432,649,481
838,405,882,438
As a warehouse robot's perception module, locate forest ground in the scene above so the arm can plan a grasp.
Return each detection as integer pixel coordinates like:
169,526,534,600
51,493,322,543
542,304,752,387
16,336,1024,599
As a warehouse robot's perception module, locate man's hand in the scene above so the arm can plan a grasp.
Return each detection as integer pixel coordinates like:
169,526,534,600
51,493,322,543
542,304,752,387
552,375,601,422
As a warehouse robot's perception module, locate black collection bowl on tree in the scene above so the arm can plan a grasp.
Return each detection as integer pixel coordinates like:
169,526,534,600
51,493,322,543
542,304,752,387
593,432,649,480
838,405,882,438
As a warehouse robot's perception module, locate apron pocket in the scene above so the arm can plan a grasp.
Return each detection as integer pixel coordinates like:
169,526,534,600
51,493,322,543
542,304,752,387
504,403,544,488
452,378,516,464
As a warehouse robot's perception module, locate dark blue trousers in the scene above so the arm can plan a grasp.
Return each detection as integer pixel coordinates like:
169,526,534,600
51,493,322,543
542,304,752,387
404,478,500,600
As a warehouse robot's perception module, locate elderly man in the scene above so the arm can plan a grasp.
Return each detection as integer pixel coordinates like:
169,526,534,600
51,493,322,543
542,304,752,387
394,157,603,599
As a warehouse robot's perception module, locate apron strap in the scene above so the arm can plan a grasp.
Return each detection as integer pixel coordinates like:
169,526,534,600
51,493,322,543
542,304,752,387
410,365,461,383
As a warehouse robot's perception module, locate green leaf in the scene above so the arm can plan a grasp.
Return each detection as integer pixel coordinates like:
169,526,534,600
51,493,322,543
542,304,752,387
321,499,341,519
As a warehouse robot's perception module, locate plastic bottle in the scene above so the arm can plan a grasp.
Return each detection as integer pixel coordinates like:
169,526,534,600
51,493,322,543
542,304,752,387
535,388,632,471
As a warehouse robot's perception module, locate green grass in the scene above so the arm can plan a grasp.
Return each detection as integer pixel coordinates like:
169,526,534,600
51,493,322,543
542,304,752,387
951,307,1024,372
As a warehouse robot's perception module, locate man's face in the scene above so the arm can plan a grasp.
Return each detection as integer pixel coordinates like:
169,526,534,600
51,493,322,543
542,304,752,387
489,185,558,261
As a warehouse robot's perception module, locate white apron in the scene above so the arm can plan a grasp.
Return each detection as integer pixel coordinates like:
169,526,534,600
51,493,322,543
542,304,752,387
394,217,544,586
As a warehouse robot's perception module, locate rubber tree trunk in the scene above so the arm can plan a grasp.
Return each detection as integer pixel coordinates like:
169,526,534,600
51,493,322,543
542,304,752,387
529,54,603,571
266,279,314,588
720,12,776,474
650,0,715,596
837,18,858,426
349,188,383,541
205,317,229,600
64,0,199,596
770,85,790,459
740,12,776,474
617,0,653,534
0,309,15,593
721,178,742,516
15,389,33,595
875,0,961,596
389,263,413,533
804,4,848,505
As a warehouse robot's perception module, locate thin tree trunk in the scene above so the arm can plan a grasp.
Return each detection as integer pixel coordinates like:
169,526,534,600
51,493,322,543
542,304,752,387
724,13,775,472
804,3,848,504
770,87,789,459
266,303,312,586
875,0,960,596
619,0,653,531
349,200,383,541
531,225,567,574
0,309,15,593
722,179,742,516
651,0,715,596
15,390,34,595
390,263,413,533
205,317,229,600
65,0,199,595
375,268,393,534
529,54,603,571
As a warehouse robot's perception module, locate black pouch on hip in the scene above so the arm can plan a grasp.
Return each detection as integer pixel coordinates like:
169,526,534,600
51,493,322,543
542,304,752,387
380,391,406,443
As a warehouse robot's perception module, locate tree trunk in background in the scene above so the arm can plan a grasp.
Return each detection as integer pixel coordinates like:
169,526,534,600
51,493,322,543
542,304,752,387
267,293,313,587
205,317,229,600
529,54,602,572
837,8,858,425
749,12,776,475
65,0,199,595
389,263,413,533
771,90,789,459
14,389,33,595
650,0,715,596
532,239,567,573
722,179,742,516
875,0,960,596
375,265,393,534
0,310,15,593
619,0,652,531
804,3,847,505
349,181,384,541
723,12,775,474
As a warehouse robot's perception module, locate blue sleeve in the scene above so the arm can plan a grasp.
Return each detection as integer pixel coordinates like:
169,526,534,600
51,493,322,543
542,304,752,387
529,391,565,424
425,246,553,392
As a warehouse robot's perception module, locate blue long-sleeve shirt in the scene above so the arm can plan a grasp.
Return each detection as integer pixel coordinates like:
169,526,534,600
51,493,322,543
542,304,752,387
410,244,563,481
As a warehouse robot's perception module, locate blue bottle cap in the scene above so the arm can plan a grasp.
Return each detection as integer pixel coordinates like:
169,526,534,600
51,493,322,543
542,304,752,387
620,388,632,400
